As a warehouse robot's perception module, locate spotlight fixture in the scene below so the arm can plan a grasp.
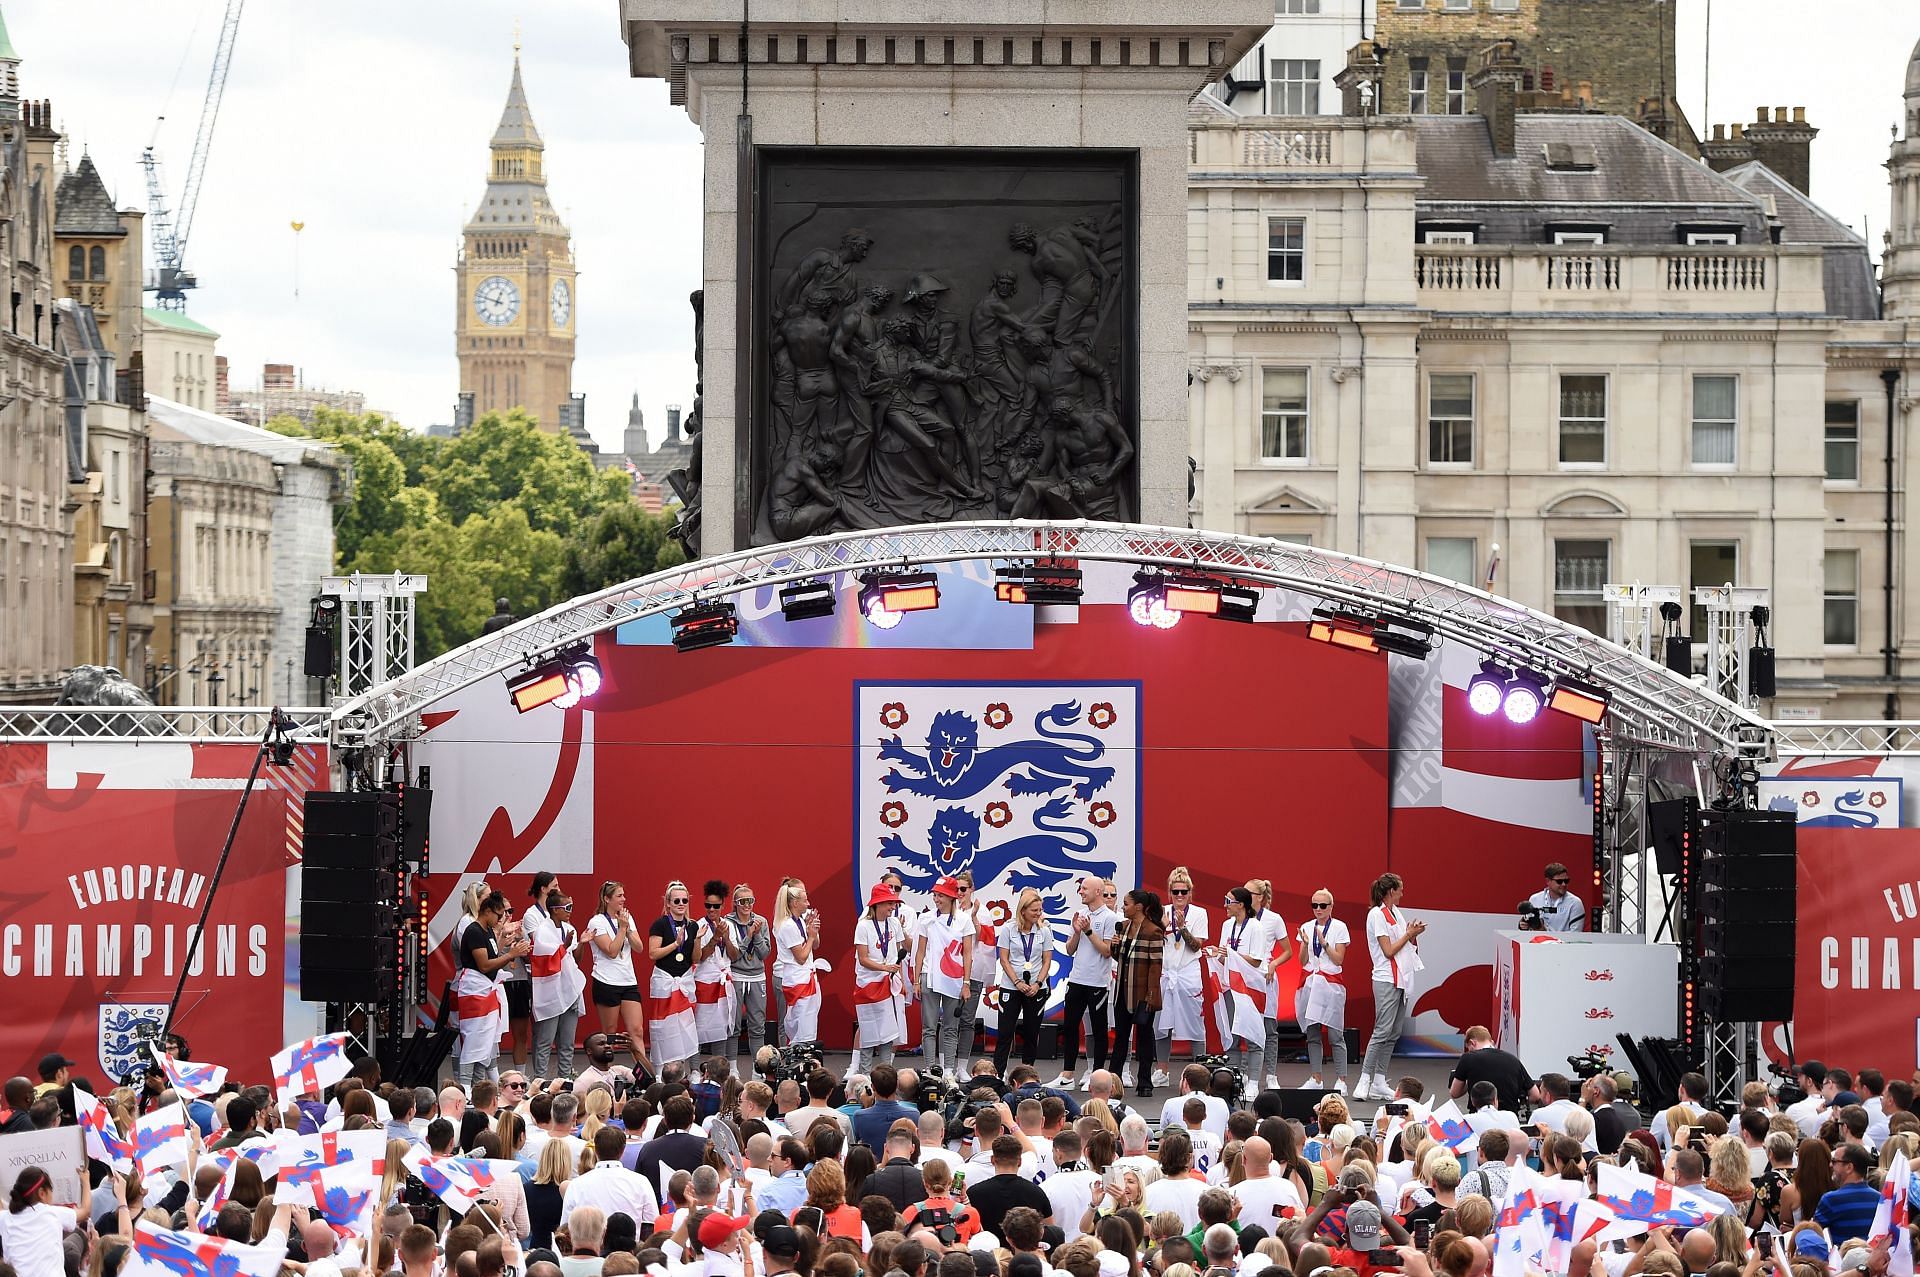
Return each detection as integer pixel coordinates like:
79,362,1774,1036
670,599,739,652
1308,609,1380,652
1127,573,1181,629
1502,669,1549,725
507,643,604,712
859,571,940,630
1545,673,1611,725
995,561,1084,606
1372,618,1435,660
779,578,836,622
1467,661,1509,716
1212,581,1262,623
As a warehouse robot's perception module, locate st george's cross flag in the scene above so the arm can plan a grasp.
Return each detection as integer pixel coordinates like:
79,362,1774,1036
403,1148,518,1215
1869,1150,1914,1277
1206,947,1268,1048
273,1130,388,1206
134,1102,193,1176
1423,1099,1477,1153
74,1086,135,1173
1493,1165,1590,1277
127,1219,285,1277
270,1032,353,1107
1593,1160,1724,1228
150,1047,228,1100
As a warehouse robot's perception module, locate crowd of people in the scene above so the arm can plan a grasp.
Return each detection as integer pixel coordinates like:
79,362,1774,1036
1,1018,1914,1277
453,866,1588,1104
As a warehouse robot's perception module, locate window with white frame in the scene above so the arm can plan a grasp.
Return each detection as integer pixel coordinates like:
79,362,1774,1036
1277,0,1321,13
1825,550,1859,646
1422,229,1476,244
1558,374,1607,466
1261,368,1310,461
1552,230,1606,245
1553,539,1610,634
1685,230,1738,246
1820,549,1850,641
1446,61,1467,114
1825,401,1860,482
1267,217,1306,284
1491,0,1519,9
1691,375,1738,466
1427,373,1474,464
1397,0,1425,8
1426,537,1477,586
1270,59,1321,114
1408,60,1429,113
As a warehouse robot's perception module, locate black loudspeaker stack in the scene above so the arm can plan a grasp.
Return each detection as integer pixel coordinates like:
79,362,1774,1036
1694,808,1796,1023
300,791,401,1004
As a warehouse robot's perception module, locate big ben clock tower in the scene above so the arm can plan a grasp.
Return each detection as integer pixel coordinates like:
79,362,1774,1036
455,51,577,436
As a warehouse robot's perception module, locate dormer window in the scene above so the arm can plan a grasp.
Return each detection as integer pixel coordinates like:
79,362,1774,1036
1542,141,1599,171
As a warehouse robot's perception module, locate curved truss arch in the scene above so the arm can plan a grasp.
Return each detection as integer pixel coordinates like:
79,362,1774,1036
329,520,1774,756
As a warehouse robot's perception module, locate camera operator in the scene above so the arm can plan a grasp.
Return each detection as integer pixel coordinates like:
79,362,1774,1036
1525,863,1586,932
1447,1025,1532,1113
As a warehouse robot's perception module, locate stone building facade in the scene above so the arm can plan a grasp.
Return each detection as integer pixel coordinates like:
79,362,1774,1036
1186,36,1920,719
53,154,143,365
143,307,219,410
1212,0,1366,118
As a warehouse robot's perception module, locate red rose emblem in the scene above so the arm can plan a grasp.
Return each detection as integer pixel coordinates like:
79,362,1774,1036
984,703,1012,730
1088,801,1117,828
880,801,909,828
1869,791,1888,807
1802,791,1820,807
880,703,909,730
985,802,1012,828
1088,702,1117,730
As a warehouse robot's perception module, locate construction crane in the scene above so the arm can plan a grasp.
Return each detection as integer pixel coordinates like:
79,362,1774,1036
142,0,245,311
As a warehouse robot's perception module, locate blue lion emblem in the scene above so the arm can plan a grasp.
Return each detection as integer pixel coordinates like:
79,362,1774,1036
1801,788,1881,828
880,796,1114,894
880,701,1115,801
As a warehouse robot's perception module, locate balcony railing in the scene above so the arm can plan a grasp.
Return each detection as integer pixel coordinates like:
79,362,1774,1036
1412,245,1818,313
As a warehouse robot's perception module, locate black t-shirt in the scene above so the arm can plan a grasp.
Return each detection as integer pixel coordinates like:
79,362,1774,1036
1449,1046,1533,1112
966,1171,1052,1239
461,921,497,972
650,915,694,977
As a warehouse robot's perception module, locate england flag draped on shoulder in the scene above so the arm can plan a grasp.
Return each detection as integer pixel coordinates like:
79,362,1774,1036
774,893,826,1043
852,884,908,1046
271,1032,352,1107
529,897,587,1023
1207,946,1268,1048
127,1219,284,1277
693,910,737,1048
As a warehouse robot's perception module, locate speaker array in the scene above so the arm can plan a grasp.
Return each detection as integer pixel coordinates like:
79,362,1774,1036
1694,808,1796,1023
300,791,401,1003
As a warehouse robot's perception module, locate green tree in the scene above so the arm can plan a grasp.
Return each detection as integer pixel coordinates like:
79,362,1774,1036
429,409,629,535
560,501,685,596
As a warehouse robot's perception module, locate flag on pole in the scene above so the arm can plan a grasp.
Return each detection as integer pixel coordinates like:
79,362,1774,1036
150,1048,228,1100
127,1219,286,1277
134,1102,193,1176
1869,1150,1913,1277
74,1086,134,1172
1593,1160,1723,1227
1493,1165,1589,1277
273,1130,388,1205
403,1148,518,1215
1423,1099,1476,1153
270,1032,353,1107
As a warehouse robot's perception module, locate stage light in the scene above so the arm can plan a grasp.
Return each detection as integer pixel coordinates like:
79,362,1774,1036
1373,619,1435,659
1503,670,1549,725
779,578,836,622
995,561,1083,606
1546,673,1611,724
859,571,940,630
1308,609,1380,653
1467,662,1507,716
1212,582,1261,623
507,644,603,711
671,600,739,652
1164,581,1222,616
552,648,601,709
1127,573,1181,629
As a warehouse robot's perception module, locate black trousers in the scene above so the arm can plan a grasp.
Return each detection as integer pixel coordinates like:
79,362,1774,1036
993,986,1046,1073
1060,981,1110,1073
1110,1002,1157,1095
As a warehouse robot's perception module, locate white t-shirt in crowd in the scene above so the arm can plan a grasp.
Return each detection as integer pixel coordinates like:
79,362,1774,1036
585,912,637,986
1231,1173,1305,1231
1297,916,1352,977
1142,1175,1209,1230
1162,903,1210,973
0,1203,76,1277
1043,1167,1102,1240
1065,905,1119,986
1159,1094,1230,1142
1367,904,1416,988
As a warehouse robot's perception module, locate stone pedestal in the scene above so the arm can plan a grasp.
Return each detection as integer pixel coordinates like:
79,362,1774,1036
621,1,1268,556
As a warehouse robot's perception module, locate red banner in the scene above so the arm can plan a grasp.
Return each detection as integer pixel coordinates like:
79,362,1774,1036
1794,827,1920,1077
0,740,317,1083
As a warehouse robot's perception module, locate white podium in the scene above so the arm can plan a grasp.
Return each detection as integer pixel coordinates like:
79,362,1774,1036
1492,931,1678,1084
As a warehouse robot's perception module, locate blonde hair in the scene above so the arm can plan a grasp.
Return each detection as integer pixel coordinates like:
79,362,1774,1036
461,881,490,921
379,1137,411,1207
580,1086,613,1142
597,880,624,919
1167,866,1193,888
663,880,689,911
1014,887,1045,931
772,877,807,932
535,1137,575,1186
1707,1136,1751,1193
1245,878,1272,903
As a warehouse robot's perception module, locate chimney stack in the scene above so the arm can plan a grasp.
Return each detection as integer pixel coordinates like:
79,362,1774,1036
1469,40,1525,156
1744,104,1819,195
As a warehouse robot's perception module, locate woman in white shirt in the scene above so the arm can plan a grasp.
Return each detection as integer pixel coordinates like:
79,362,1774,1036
1155,865,1209,1090
584,880,655,1075
0,1166,86,1277
1358,872,1425,1101
1294,887,1351,1093
955,872,995,1066
772,877,824,1044
914,875,974,1076
993,887,1053,1074
1209,886,1270,1097
852,882,908,1065
1246,878,1292,1093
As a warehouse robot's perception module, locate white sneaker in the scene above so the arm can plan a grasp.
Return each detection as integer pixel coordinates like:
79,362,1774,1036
1121,1066,1135,1088
1352,1075,1372,1101
1078,1074,1093,1091
1151,1068,1172,1089
1303,1075,1325,1090
1265,1073,1281,1092
1050,1072,1077,1089
1335,1078,1349,1095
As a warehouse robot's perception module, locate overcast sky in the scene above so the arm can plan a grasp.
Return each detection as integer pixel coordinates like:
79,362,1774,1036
17,2,1919,452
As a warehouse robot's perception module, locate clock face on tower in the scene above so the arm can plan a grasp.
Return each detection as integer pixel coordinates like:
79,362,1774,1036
474,275,521,326
550,279,572,328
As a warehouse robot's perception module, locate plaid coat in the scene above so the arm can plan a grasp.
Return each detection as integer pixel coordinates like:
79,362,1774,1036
1113,918,1165,1011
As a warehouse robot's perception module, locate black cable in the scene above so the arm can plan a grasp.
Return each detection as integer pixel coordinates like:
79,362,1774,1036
160,709,290,1038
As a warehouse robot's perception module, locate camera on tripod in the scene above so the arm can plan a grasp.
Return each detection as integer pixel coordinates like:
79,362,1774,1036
1566,1051,1609,1081
1766,1061,1807,1108
1191,1052,1248,1101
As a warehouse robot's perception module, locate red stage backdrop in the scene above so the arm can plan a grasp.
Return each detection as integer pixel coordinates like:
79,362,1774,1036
1794,827,1920,1078
0,739,321,1082
419,599,1593,1051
